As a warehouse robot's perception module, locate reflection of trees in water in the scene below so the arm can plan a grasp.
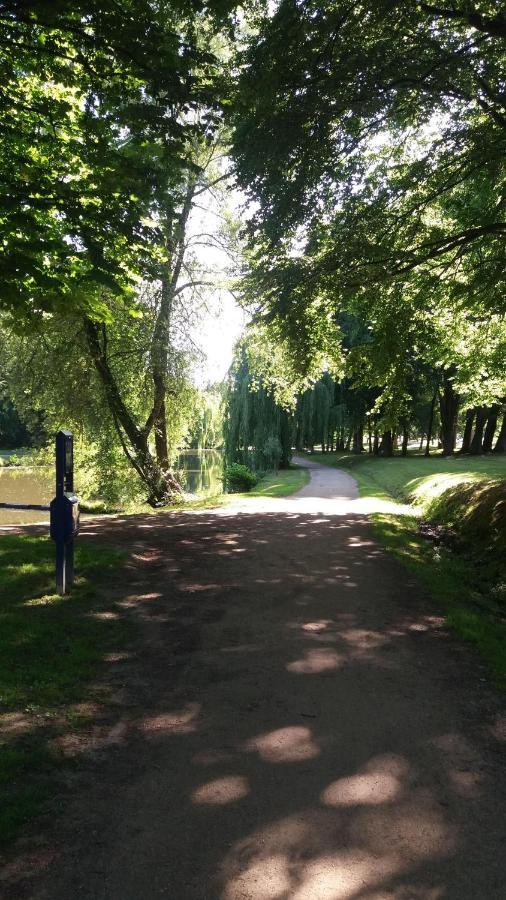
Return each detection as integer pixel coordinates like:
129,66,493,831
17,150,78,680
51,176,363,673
1,454,224,522
176,450,224,496
0,466,53,525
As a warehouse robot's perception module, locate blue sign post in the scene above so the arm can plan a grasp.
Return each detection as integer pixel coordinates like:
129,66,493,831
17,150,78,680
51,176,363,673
1,430,80,594
49,431,80,594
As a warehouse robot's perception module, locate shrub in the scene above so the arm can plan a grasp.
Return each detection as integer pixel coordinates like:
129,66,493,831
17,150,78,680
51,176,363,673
225,463,258,493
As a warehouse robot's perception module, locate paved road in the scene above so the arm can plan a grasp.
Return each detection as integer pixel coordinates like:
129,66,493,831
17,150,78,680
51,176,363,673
17,460,506,899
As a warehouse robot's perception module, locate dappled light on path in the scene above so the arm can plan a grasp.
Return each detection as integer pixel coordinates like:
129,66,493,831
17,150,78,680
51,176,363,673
286,647,344,674
245,726,321,763
193,775,250,805
5,457,504,900
321,754,408,808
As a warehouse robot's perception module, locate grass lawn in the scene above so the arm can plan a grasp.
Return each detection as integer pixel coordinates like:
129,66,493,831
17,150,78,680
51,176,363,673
0,534,127,844
303,450,506,689
300,450,506,504
246,464,310,498
164,463,310,509
81,464,310,516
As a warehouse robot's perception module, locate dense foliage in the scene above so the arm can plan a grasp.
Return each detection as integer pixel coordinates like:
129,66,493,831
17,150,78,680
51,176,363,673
1,1,505,510
0,1,237,502
225,345,293,471
230,1,506,454
225,334,506,464
224,462,257,492
0,0,237,317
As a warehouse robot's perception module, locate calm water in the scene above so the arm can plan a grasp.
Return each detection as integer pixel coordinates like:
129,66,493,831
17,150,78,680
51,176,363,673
0,450,224,525
0,466,53,525
175,449,224,497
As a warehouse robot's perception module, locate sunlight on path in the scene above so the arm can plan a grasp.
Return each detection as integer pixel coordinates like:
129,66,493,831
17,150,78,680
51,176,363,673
195,456,415,518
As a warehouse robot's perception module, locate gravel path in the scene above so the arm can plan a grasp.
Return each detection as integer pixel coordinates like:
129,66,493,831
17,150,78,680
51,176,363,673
6,459,506,899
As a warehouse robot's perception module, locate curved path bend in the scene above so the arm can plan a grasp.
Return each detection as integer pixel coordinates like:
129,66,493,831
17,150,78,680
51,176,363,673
8,459,506,899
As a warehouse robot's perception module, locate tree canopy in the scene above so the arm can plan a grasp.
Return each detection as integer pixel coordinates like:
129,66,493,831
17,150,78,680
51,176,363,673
0,0,505,505
228,1,506,454
0,0,234,318
233,0,505,301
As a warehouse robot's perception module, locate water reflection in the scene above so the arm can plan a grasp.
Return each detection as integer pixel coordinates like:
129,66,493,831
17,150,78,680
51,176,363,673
0,466,52,525
0,450,224,525
175,449,223,497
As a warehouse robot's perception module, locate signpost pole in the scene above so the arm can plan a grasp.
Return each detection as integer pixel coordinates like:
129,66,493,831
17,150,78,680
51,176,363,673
50,431,79,594
1,429,79,595
55,540,66,595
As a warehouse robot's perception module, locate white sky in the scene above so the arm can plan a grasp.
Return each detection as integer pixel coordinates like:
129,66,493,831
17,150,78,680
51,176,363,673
191,290,247,386
183,171,249,387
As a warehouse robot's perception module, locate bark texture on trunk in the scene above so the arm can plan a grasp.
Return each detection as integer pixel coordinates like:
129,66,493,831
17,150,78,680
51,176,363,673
439,371,459,455
380,430,393,457
493,411,506,453
352,424,364,454
460,407,475,454
425,385,438,457
482,405,500,453
469,406,487,454
401,426,409,457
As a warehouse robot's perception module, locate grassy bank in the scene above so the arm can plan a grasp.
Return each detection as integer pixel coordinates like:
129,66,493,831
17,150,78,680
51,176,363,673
0,535,127,844
80,463,309,515
246,464,310,498
303,451,506,688
176,462,309,505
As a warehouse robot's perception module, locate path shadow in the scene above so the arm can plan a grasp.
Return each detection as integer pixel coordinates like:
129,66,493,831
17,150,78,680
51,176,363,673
4,508,506,899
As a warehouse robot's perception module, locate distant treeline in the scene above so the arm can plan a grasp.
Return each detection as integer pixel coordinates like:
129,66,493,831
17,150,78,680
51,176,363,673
225,357,506,471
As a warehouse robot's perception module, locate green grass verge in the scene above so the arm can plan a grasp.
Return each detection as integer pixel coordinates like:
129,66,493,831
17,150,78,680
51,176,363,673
300,450,506,501
246,464,310,498
303,451,506,688
0,534,127,844
109,464,310,513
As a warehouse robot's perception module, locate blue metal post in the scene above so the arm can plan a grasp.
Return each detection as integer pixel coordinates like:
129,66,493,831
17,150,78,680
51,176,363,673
51,431,78,593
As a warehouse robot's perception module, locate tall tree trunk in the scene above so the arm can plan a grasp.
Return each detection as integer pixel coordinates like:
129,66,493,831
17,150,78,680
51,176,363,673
280,410,292,468
469,406,487,454
151,177,196,474
425,384,438,457
295,418,303,451
439,370,459,455
373,430,379,455
460,407,475,454
84,319,180,504
401,425,409,457
482,404,500,453
493,411,506,453
379,430,393,457
418,433,424,451
352,424,363,454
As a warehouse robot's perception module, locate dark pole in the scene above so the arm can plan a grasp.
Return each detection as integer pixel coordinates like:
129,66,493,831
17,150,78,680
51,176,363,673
51,431,78,594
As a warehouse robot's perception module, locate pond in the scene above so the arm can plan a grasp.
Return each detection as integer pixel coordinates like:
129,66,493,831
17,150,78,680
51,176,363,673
174,449,224,498
0,466,53,526
0,450,224,526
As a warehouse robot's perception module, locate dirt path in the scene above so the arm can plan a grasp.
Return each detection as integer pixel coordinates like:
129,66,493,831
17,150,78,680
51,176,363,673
6,460,506,899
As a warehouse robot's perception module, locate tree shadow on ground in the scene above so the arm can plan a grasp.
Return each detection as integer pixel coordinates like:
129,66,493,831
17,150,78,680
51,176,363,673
2,509,506,899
